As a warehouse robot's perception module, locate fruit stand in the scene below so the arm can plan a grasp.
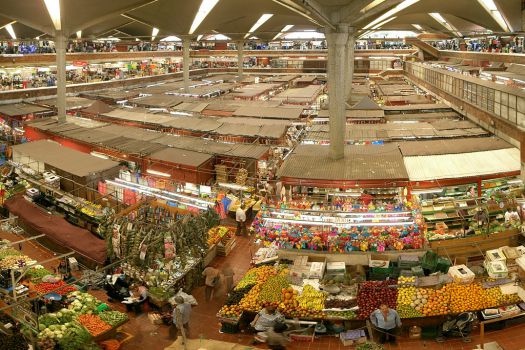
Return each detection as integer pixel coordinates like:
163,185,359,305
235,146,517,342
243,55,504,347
218,244,525,337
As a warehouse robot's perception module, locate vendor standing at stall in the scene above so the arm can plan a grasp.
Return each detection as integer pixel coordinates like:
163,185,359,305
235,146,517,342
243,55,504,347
370,304,402,344
55,259,72,281
370,304,401,344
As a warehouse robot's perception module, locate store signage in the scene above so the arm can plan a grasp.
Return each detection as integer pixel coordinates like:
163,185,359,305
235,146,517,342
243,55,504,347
72,61,88,67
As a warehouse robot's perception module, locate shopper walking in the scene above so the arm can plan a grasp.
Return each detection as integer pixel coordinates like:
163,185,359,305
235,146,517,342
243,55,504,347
235,205,247,236
222,263,235,293
266,322,290,350
202,265,220,302
170,296,191,344
370,304,402,344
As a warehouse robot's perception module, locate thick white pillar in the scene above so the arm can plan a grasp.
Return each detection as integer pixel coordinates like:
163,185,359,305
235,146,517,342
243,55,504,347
345,28,355,101
183,38,190,93
237,41,244,76
326,26,349,160
55,31,67,123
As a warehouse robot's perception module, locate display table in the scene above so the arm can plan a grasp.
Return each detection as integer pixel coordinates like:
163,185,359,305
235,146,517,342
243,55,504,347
428,229,520,258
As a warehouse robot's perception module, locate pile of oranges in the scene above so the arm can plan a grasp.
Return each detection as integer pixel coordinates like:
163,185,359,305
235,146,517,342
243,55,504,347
420,287,450,316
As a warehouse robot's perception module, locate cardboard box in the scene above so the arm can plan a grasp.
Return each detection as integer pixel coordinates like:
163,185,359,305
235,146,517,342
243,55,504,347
448,264,475,284
293,256,308,266
309,262,325,279
486,248,506,263
340,329,366,346
369,253,390,269
327,262,346,274
148,312,163,325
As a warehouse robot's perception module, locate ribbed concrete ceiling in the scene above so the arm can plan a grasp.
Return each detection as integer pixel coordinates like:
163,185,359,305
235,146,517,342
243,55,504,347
0,0,520,40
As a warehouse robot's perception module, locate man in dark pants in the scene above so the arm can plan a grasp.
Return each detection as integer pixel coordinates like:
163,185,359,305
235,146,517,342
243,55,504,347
370,304,402,344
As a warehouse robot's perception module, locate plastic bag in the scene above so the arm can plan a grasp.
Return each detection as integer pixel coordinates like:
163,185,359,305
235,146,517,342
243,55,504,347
169,288,198,306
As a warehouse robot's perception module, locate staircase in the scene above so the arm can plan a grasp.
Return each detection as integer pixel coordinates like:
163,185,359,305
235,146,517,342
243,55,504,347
405,37,440,60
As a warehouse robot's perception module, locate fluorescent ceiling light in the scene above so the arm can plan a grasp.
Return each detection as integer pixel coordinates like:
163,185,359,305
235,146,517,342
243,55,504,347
189,0,220,34
412,24,423,30
363,0,419,29
5,24,16,39
361,0,387,13
197,34,203,41
151,27,159,41
76,30,81,39
372,16,396,29
43,0,61,31
429,12,462,37
477,0,510,32
244,13,273,38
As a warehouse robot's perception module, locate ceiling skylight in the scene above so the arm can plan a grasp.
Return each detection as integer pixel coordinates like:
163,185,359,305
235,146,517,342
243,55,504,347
429,13,462,37
372,16,396,30
272,24,294,40
363,0,419,29
244,14,273,39
151,27,159,41
5,24,16,39
43,0,61,31
189,0,220,34
361,0,387,13
477,0,511,32
412,24,423,30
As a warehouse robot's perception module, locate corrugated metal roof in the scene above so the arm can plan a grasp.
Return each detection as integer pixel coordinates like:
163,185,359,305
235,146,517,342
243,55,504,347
12,140,118,177
404,149,520,181
398,137,513,156
232,106,304,120
277,144,408,181
130,95,186,108
0,103,52,117
148,147,212,167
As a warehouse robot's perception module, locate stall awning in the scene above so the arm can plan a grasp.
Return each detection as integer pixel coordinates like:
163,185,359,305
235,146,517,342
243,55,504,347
404,148,521,181
5,196,107,264
12,139,119,177
277,144,408,182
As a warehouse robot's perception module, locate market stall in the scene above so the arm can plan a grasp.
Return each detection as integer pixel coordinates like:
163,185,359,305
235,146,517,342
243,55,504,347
218,244,525,343
106,200,220,306
4,195,107,265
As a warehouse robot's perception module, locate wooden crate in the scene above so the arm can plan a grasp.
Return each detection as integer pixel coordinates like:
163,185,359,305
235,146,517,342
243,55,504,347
217,238,236,257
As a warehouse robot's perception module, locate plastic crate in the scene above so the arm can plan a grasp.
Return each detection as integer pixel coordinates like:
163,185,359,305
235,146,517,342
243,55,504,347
398,254,420,268
435,257,452,273
411,266,425,277
421,251,438,271
400,270,414,277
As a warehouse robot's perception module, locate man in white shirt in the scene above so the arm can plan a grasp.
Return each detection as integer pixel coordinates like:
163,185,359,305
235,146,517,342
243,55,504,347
236,205,247,236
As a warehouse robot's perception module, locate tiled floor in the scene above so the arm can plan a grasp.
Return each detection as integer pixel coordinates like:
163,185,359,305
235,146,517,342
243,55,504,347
3,228,525,350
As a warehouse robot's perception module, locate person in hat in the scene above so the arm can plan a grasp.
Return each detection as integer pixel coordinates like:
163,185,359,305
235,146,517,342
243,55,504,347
170,296,191,341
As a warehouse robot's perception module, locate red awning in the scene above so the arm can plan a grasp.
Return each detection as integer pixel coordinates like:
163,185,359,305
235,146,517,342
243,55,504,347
5,196,107,264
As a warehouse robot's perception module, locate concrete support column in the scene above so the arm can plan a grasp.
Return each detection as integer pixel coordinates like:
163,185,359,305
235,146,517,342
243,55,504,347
182,38,190,93
237,41,244,76
55,31,67,123
344,27,355,101
326,25,349,160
